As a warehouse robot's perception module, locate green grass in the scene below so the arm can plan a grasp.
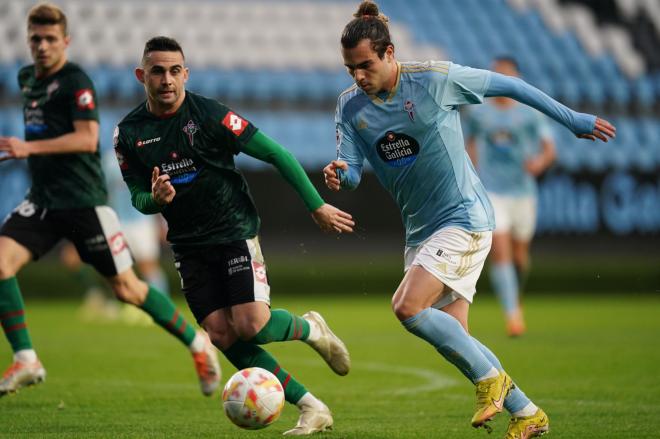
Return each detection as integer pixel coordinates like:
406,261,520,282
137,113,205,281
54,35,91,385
1,294,659,438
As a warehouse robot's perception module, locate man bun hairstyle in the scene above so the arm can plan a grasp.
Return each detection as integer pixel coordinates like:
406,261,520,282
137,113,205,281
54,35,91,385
142,36,185,63
27,3,68,35
341,1,393,59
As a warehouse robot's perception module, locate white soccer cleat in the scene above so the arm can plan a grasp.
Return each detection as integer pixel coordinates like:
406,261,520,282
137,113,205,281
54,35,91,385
303,311,350,376
0,360,46,396
191,331,221,396
283,404,333,436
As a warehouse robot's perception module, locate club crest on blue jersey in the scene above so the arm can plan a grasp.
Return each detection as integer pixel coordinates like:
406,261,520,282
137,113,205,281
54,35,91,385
376,131,420,168
183,120,198,146
404,99,415,122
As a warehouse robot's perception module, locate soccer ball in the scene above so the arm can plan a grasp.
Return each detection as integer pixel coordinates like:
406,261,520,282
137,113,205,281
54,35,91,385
222,367,285,430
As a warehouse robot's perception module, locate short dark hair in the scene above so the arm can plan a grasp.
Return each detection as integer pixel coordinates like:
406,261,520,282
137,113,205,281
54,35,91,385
341,1,393,59
493,56,519,72
28,3,68,35
142,36,185,63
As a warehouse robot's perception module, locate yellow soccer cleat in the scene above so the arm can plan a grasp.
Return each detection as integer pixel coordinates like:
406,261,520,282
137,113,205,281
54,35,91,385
505,408,549,439
471,371,513,432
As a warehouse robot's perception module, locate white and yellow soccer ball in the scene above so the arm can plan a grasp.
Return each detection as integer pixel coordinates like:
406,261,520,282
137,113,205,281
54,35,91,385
222,367,285,430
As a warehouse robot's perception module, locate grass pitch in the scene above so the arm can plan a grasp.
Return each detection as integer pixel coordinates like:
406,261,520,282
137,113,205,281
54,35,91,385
1,294,659,438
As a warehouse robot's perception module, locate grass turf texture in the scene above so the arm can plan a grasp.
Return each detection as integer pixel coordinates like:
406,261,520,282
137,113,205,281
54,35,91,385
1,294,659,438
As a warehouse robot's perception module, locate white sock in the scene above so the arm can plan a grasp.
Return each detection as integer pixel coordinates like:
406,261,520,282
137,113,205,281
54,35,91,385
14,349,38,363
513,402,538,418
304,318,321,343
189,331,206,353
474,367,500,382
296,392,326,410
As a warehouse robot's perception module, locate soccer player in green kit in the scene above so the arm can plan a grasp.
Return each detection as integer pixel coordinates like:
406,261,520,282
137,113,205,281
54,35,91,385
0,4,220,398
114,36,354,435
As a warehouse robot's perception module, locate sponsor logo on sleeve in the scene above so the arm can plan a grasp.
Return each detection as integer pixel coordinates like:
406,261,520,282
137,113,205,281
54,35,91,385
75,89,95,110
221,111,248,136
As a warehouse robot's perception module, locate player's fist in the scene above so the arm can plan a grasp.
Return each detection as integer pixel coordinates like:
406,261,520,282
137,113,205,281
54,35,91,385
151,166,176,205
323,160,348,192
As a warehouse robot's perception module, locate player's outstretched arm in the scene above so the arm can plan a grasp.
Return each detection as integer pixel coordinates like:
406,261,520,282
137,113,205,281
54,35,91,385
0,120,98,161
485,73,616,142
243,131,355,233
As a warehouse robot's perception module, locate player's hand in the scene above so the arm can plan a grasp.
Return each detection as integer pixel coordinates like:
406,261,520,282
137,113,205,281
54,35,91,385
311,203,355,234
151,166,176,205
323,160,348,192
577,117,616,142
525,156,547,176
0,136,30,161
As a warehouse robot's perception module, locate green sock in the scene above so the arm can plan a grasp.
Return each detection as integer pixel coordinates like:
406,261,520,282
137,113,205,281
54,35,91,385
250,309,310,344
0,277,33,352
140,286,196,346
223,340,307,404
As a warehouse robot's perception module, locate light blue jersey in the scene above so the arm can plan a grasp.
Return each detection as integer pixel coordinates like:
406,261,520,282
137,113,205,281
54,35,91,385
336,61,494,246
466,102,552,196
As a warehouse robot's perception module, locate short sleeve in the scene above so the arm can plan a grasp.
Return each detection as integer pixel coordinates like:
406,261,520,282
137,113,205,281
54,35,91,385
113,125,144,183
68,72,99,122
441,63,492,108
215,104,258,154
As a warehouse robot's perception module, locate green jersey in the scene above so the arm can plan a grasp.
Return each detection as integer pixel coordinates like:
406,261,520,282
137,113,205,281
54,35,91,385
20,62,106,209
114,92,260,249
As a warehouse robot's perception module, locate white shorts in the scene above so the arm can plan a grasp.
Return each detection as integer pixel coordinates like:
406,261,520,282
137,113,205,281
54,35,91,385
122,217,161,262
489,192,537,241
404,227,492,308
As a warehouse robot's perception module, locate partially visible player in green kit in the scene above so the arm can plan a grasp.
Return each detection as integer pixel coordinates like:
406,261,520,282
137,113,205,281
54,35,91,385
114,36,355,435
0,4,220,398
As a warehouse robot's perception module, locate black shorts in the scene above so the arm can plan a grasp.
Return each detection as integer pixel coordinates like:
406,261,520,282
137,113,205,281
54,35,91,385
173,237,271,323
0,200,133,277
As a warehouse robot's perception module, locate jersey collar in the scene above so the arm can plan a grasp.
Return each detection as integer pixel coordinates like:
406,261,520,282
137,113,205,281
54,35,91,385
369,62,401,105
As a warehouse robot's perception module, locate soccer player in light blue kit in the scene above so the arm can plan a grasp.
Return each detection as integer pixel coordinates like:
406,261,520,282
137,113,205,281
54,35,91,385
323,2,615,438
466,57,556,337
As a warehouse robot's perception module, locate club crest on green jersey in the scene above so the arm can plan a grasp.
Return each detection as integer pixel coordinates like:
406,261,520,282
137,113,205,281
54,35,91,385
183,120,198,146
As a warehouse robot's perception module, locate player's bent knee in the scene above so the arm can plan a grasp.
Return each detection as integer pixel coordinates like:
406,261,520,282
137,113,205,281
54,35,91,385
206,329,237,351
392,299,421,322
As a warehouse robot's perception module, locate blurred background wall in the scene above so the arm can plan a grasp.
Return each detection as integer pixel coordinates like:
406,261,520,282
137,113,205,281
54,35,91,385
1,0,658,295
